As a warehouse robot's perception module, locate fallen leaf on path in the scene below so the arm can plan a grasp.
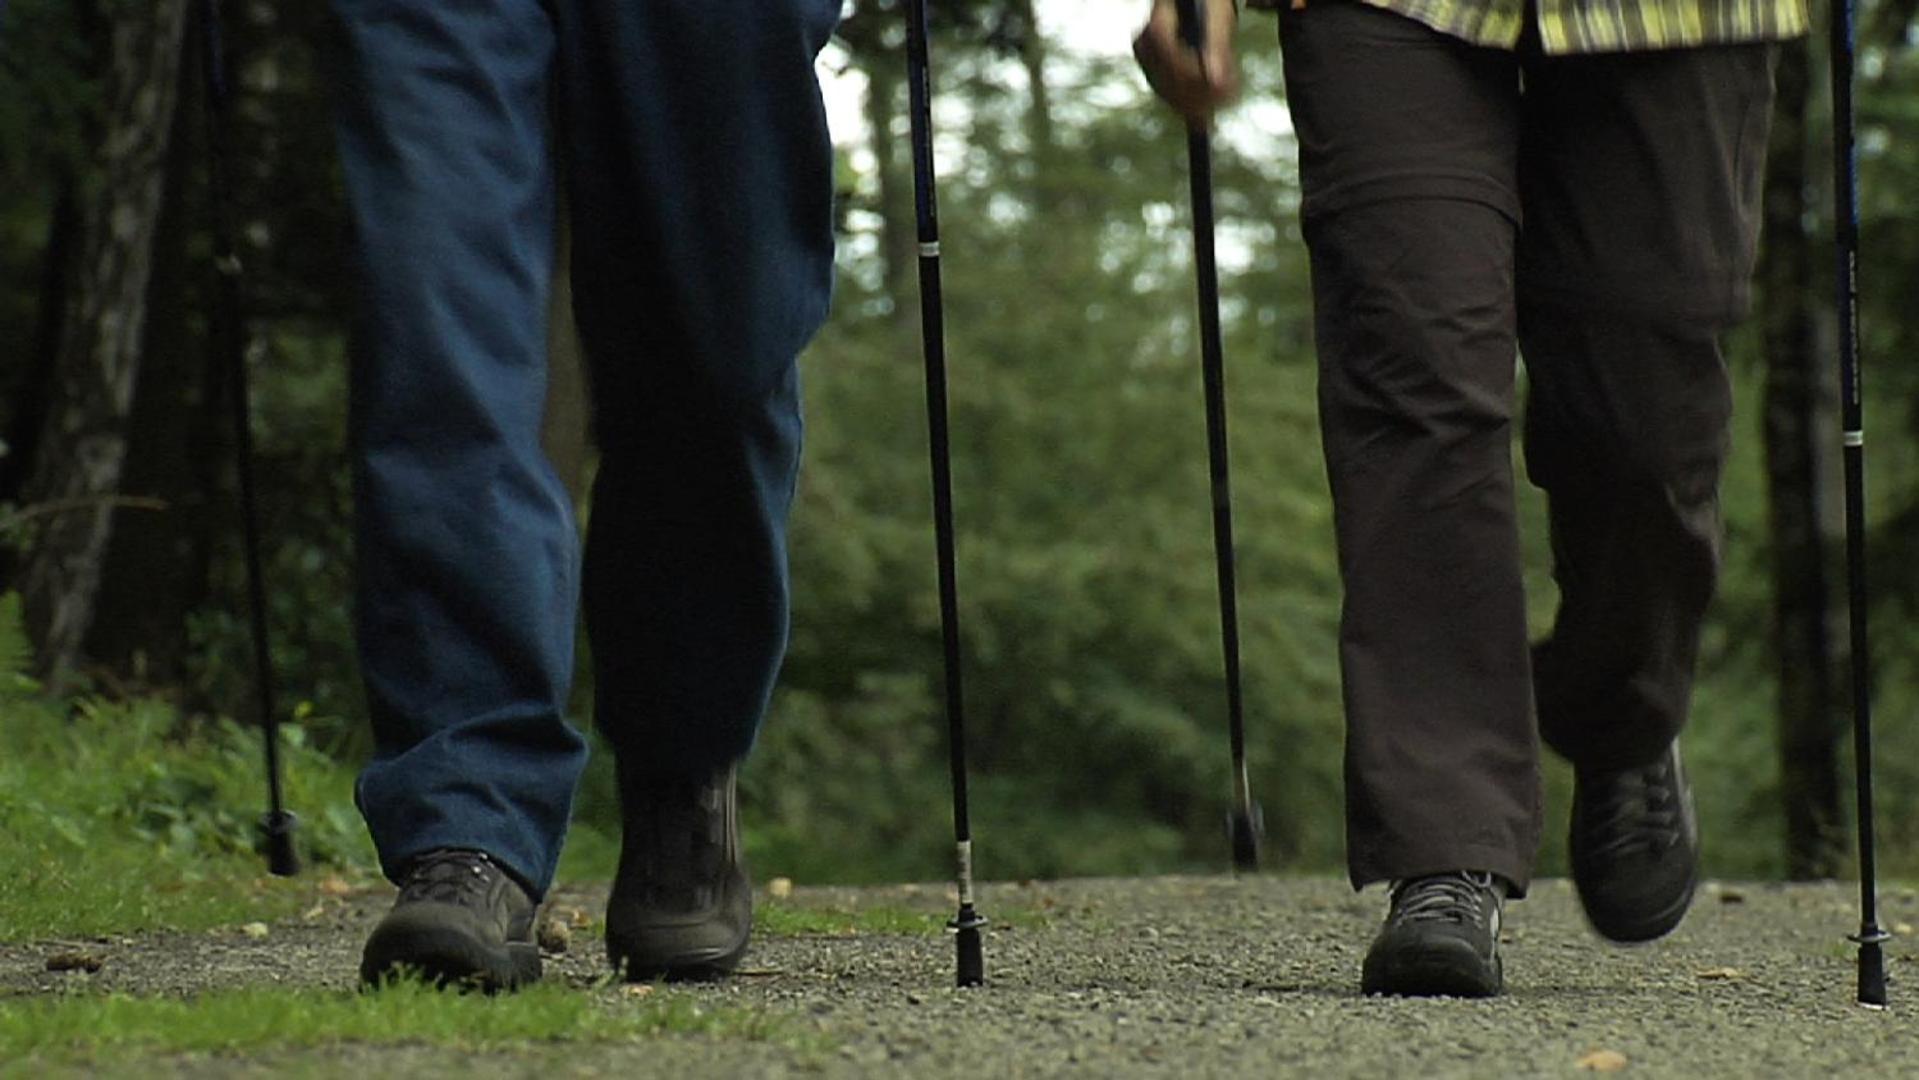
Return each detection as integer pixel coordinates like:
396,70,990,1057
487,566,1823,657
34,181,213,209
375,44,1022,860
46,952,104,973
317,875,353,897
1576,1049,1629,1072
241,922,270,939
769,877,794,899
301,903,327,921
622,984,655,999
1696,967,1748,981
537,917,571,954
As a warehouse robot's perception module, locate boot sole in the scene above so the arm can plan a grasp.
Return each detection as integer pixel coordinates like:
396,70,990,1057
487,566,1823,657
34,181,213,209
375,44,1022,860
607,931,750,982
1575,865,1699,944
360,924,542,992
1361,946,1503,998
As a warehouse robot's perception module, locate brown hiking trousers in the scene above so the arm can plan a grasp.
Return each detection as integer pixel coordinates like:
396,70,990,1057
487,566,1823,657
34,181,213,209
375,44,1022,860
1276,1,1777,893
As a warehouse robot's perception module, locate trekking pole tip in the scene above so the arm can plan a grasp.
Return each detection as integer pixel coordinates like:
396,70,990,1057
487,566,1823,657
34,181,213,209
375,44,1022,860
1228,804,1262,872
1855,931,1889,1008
952,905,986,987
261,810,301,877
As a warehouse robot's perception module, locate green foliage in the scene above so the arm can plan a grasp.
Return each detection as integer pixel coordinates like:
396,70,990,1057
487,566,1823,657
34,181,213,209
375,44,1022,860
0,983,808,1070
0,593,378,940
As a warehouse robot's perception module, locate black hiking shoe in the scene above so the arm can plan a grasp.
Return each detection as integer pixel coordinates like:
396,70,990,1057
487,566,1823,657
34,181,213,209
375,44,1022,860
359,849,542,991
1571,741,1699,943
1361,871,1505,998
605,765,752,981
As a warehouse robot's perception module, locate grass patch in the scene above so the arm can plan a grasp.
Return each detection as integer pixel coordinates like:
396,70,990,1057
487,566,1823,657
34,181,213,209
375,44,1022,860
754,903,944,937
0,981,805,1070
0,591,379,943
0,695,378,942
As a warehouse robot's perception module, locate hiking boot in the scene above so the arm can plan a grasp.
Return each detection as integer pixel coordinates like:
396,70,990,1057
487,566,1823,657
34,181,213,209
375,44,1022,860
359,848,542,991
1360,871,1505,998
605,765,752,981
1571,741,1699,943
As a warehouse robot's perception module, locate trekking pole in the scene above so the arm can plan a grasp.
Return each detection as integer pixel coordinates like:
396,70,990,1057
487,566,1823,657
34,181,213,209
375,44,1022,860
201,0,299,878
904,0,985,987
1830,0,1886,1008
1174,0,1261,872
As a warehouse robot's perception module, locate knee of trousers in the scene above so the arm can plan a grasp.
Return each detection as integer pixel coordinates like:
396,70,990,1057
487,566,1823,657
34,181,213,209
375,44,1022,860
1318,339,1517,482
1307,197,1521,471
590,361,803,464
1521,325,1734,506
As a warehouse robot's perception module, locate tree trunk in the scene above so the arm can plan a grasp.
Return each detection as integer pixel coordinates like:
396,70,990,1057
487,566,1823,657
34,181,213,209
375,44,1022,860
88,18,215,684
1760,39,1846,880
869,39,917,306
17,0,192,685
0,179,79,512
1011,0,1056,197
837,4,915,307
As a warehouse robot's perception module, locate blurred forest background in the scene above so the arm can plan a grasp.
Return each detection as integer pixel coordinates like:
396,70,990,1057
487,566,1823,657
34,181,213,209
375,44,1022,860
2,0,1918,898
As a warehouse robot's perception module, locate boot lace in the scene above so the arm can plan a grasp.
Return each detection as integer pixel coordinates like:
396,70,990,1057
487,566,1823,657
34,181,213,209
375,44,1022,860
398,849,500,907
1389,872,1498,926
1585,760,1682,860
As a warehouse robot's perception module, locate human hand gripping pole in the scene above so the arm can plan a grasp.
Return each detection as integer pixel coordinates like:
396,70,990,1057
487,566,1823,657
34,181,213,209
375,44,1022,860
1831,0,1888,1009
1135,0,1241,127
1169,0,1263,872
904,0,985,987
201,0,299,878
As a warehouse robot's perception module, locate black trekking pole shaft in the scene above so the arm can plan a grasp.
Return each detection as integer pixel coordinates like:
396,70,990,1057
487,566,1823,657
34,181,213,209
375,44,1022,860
1830,0,1885,1008
1175,0,1258,871
201,0,298,878
905,0,984,988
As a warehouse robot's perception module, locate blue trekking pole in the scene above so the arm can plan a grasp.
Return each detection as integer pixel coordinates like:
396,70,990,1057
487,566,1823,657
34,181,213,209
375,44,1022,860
1830,0,1886,1009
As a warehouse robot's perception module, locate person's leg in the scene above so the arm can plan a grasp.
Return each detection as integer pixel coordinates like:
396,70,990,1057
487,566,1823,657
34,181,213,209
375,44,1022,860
555,0,838,783
1279,1,1538,899
332,0,585,902
550,0,839,978
1517,40,1775,941
1518,42,1775,772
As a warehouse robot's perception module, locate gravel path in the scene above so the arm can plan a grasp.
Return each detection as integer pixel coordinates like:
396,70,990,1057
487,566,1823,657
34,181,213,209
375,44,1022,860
5,875,1915,1077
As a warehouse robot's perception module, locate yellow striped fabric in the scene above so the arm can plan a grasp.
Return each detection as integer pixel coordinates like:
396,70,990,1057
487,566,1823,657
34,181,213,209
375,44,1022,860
1345,0,1808,52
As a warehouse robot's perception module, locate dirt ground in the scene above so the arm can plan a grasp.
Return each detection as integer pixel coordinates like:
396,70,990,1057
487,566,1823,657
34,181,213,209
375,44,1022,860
4,875,1915,1077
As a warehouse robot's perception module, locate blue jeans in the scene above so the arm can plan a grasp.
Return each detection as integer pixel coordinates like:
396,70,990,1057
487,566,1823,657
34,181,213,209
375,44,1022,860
331,0,840,897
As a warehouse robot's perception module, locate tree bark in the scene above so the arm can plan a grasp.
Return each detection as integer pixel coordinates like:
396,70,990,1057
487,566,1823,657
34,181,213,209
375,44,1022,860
0,179,79,512
1011,0,1055,177
17,0,192,685
87,19,215,683
843,6,916,307
1760,39,1846,880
